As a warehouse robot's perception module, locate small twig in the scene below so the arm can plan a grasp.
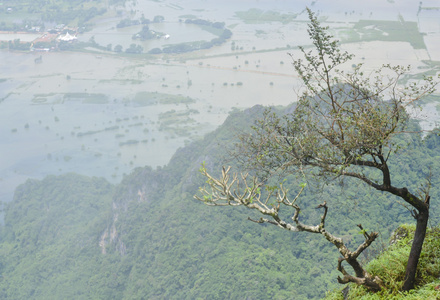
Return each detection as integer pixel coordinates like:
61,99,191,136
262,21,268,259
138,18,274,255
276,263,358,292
357,224,370,239
248,217,264,224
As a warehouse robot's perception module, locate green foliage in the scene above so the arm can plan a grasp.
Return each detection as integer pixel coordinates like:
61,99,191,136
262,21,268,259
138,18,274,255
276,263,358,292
64,92,108,104
132,92,196,106
326,225,440,299
117,18,140,28
235,8,298,24
0,104,439,299
154,18,232,54
125,43,143,54
132,25,160,41
220,10,436,291
0,173,116,299
342,19,426,50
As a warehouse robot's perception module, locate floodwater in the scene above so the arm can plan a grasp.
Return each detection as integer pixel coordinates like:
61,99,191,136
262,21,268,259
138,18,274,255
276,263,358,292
78,22,217,51
0,0,439,204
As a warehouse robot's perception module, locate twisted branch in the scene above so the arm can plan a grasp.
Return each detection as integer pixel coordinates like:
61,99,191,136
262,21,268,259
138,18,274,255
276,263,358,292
195,165,383,291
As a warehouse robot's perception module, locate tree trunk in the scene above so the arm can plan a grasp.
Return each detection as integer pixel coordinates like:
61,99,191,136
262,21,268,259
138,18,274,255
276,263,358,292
402,206,429,291
337,257,383,292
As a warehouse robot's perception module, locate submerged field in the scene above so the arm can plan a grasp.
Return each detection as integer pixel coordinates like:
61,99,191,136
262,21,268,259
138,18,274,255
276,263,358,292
0,0,439,204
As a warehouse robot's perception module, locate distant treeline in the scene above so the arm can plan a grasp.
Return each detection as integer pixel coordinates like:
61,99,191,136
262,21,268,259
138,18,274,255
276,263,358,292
148,18,232,54
184,19,226,29
0,2,108,32
117,15,164,29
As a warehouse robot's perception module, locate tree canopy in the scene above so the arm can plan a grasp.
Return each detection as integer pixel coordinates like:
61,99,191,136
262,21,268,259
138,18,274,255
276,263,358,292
195,8,438,293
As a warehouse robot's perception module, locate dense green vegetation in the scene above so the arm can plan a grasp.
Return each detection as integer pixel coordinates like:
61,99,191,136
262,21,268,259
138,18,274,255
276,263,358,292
0,174,115,298
0,0,114,30
325,225,440,299
198,9,436,292
341,19,426,49
1,3,439,297
235,8,299,24
150,19,232,54
0,105,439,299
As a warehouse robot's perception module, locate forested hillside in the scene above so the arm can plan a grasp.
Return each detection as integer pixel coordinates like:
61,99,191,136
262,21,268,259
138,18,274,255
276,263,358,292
0,105,439,299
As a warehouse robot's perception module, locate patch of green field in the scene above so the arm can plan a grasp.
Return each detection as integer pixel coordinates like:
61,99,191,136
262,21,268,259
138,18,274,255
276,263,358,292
32,92,108,104
0,92,12,103
31,93,58,104
132,91,196,106
197,25,224,36
105,125,119,131
159,109,199,120
341,19,426,49
398,60,440,84
167,3,183,10
159,95,195,105
29,73,63,78
77,130,102,137
132,92,157,106
98,79,143,85
64,92,108,104
119,140,139,146
235,8,298,24
157,108,200,136
418,93,440,106
422,7,440,10
179,14,197,19
32,97,48,104
128,122,143,127
0,11,41,23
33,92,57,97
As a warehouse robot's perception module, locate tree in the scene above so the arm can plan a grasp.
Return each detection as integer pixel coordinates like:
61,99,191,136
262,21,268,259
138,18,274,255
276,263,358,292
195,9,437,292
124,44,143,54
114,44,123,53
153,15,164,23
134,25,155,41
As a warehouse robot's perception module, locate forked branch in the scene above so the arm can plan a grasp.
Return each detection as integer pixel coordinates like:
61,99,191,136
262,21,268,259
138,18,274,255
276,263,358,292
195,165,383,291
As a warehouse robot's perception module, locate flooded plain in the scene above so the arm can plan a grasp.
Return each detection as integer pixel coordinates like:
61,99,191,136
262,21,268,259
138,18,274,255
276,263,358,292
1,0,439,203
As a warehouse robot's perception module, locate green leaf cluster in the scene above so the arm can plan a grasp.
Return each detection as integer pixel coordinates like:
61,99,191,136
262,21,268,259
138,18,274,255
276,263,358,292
325,225,440,299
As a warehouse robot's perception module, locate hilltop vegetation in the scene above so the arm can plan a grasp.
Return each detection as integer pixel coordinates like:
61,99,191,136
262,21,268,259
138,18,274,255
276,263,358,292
0,105,439,299
0,174,115,298
1,3,439,298
326,225,440,299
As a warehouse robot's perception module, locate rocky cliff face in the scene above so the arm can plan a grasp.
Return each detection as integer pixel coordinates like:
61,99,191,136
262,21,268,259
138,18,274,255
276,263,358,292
100,105,285,257
98,106,263,253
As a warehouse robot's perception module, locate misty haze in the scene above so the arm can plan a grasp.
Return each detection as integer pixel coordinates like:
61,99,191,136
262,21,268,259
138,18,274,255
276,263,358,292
0,0,440,299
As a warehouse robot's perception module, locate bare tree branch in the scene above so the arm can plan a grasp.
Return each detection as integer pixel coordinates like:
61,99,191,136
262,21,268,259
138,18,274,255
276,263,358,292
195,164,383,291
196,7,437,292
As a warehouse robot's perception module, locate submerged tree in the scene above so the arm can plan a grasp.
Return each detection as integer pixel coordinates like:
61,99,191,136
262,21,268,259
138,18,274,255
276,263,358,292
195,9,437,292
